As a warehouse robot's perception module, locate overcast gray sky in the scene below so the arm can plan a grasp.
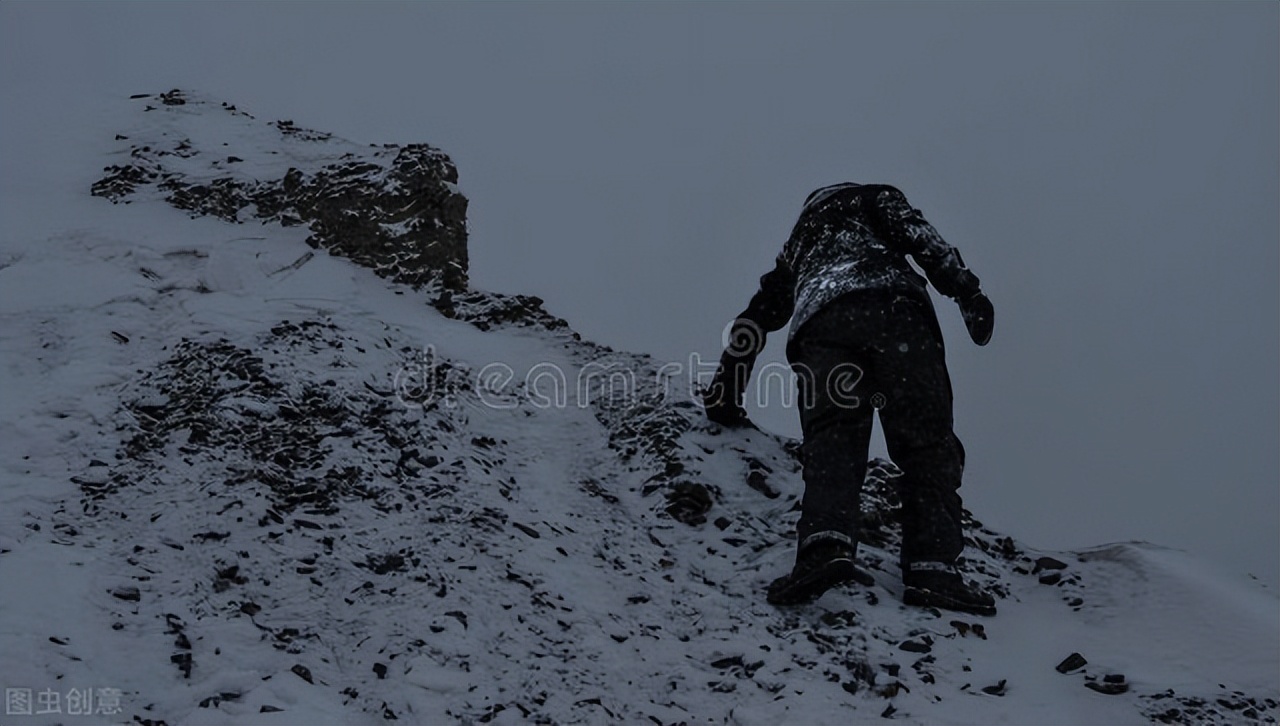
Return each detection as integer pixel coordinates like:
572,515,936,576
3,2,1277,585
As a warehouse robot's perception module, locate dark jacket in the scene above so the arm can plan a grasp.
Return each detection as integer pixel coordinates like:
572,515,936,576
746,182,980,341
707,183,982,418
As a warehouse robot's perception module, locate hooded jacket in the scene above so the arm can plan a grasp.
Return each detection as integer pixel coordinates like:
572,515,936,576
707,183,982,418
739,182,981,344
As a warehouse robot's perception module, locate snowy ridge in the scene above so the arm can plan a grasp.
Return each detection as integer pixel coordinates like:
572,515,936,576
0,93,1277,726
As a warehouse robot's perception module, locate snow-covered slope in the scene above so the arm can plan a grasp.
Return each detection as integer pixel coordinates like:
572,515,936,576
1,92,1276,726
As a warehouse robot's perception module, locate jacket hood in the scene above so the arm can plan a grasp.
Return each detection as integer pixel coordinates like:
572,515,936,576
801,182,863,215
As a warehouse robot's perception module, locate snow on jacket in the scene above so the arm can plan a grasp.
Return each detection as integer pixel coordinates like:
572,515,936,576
735,182,982,346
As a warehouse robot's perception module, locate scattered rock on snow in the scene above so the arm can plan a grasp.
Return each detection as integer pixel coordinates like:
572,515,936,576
898,638,932,654
1056,652,1088,673
664,482,713,526
512,521,541,539
1086,673,1130,695
745,462,780,499
1034,556,1069,572
1039,571,1063,586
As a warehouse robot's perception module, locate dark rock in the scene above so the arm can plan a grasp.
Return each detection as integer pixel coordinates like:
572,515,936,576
373,663,388,679
111,586,141,602
1086,681,1130,695
1039,571,1062,586
710,655,744,670
214,564,248,591
193,531,230,542
1056,652,1088,673
1034,556,1069,571
512,522,541,539
357,553,407,575
746,468,780,499
898,639,931,654
664,482,713,526
291,664,313,684
171,652,193,678
982,679,1008,696
433,290,568,331
1104,673,1126,684
579,478,620,505
260,705,284,713
878,681,909,698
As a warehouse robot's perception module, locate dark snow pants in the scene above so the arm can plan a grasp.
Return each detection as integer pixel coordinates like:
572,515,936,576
787,289,966,568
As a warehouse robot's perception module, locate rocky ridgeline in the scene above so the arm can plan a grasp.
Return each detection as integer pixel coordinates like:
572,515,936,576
92,89,469,291
90,89,577,335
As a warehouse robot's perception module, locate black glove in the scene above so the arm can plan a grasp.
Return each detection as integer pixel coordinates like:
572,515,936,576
707,402,751,429
703,380,752,428
958,292,994,346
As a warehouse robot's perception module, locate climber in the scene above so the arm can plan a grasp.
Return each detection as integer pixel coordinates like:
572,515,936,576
703,182,997,615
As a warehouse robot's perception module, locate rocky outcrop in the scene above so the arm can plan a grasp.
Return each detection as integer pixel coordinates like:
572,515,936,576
92,89,469,290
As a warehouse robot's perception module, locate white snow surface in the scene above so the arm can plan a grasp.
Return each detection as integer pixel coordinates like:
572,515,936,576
1,93,1277,726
